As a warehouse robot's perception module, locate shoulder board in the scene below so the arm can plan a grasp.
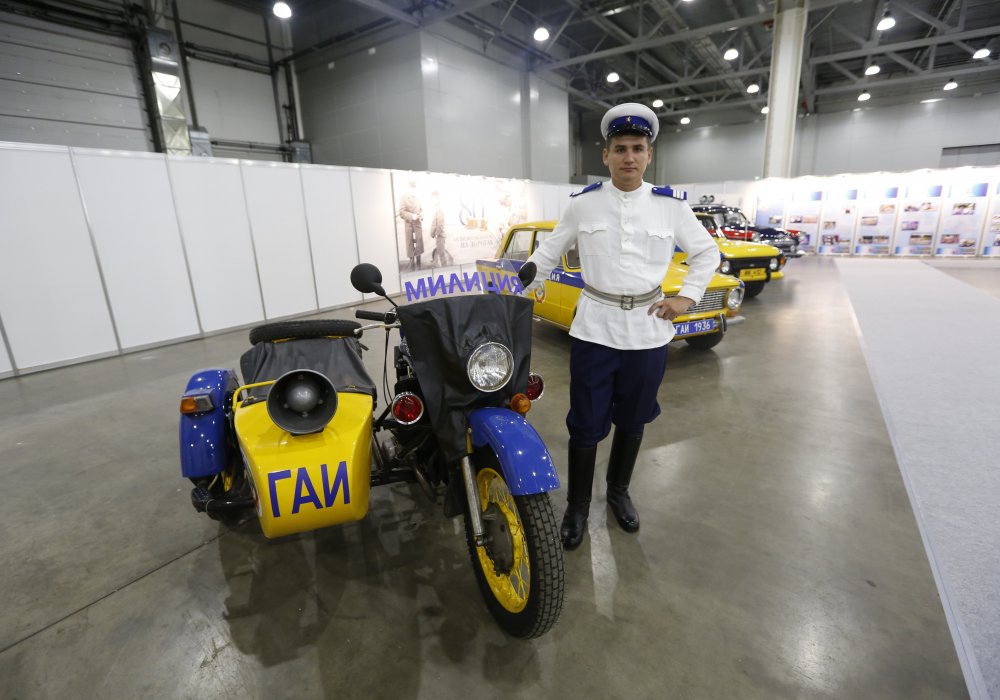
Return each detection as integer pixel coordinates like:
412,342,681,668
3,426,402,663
570,182,602,197
652,185,687,201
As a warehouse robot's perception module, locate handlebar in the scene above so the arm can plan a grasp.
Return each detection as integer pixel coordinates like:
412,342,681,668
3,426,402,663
355,309,396,323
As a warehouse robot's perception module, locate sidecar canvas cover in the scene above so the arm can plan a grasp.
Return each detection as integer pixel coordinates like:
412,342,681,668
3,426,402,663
236,337,378,538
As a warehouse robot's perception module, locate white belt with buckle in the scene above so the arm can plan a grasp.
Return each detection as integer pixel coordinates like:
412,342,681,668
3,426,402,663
582,284,663,310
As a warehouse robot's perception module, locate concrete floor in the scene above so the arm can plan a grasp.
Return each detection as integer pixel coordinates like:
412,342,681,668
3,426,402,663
0,256,971,699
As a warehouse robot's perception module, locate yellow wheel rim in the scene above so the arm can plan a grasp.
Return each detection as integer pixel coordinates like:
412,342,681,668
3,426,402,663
475,467,530,613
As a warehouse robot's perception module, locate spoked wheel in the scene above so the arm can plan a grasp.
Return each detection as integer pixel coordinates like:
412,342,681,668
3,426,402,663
463,450,564,638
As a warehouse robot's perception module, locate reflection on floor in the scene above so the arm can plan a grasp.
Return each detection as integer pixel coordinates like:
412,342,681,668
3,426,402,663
0,256,975,699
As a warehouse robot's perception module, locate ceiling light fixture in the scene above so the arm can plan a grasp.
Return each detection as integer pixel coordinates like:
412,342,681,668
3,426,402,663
943,79,958,90
746,83,760,94
723,48,739,61
760,106,769,114
680,116,691,125
876,10,895,31
972,47,990,60
606,71,620,83
865,64,881,76
533,27,549,42
858,90,871,101
652,98,664,108
272,1,292,19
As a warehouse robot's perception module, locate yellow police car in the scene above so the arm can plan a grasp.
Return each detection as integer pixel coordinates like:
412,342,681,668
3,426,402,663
476,221,744,350
690,212,785,298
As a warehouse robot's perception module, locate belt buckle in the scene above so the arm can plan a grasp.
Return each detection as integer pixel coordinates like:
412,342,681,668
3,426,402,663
620,295,634,310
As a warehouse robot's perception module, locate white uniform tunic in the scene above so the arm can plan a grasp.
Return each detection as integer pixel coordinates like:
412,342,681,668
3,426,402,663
526,180,720,350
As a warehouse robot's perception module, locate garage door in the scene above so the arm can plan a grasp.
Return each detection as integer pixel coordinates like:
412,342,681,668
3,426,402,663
0,11,151,151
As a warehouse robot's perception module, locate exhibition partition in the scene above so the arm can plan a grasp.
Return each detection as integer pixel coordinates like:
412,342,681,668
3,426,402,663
680,166,1000,257
0,141,574,377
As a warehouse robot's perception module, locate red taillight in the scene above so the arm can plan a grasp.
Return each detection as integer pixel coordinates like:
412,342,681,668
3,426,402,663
526,373,544,401
391,392,424,424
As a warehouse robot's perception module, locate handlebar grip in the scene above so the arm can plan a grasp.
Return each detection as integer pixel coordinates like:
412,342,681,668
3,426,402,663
355,310,389,321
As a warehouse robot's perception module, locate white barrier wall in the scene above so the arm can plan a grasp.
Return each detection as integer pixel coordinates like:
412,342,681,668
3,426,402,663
72,149,201,349
166,156,265,333
0,143,119,370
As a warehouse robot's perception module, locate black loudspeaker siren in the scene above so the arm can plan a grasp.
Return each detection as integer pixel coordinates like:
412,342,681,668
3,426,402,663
266,369,338,435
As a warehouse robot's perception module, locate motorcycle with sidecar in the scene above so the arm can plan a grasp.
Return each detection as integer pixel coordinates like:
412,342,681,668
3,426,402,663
178,262,564,638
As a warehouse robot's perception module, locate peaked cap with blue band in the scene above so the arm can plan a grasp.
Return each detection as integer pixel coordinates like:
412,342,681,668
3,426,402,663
601,102,659,142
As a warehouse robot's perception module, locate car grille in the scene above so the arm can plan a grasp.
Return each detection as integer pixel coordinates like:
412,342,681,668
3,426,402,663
667,288,726,313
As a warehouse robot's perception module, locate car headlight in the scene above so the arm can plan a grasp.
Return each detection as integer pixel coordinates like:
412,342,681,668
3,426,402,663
720,259,732,274
727,286,744,310
768,258,779,271
467,342,514,392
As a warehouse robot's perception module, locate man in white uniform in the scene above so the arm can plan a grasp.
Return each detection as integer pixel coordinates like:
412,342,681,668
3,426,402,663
524,103,719,549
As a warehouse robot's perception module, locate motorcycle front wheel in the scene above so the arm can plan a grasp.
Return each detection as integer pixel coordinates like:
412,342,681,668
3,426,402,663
463,449,565,638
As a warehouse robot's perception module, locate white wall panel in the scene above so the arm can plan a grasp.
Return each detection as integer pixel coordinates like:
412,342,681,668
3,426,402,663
167,155,264,332
72,149,200,349
300,166,362,308
0,143,118,369
0,330,13,375
240,161,318,319
350,169,401,295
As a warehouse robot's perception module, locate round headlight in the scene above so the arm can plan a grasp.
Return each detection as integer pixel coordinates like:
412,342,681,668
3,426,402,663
727,286,744,310
768,258,778,271
467,342,514,392
720,259,732,274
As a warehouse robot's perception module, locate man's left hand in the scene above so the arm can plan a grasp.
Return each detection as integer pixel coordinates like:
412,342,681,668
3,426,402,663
648,296,694,320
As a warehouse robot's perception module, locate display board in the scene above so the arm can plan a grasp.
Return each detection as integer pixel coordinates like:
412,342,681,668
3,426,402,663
936,180,990,256
167,155,265,333
854,183,900,256
784,183,823,252
240,161,318,319
0,143,118,371
350,169,401,296
891,180,943,256
300,166,363,309
73,149,201,349
817,184,858,255
390,171,528,275
983,182,1000,257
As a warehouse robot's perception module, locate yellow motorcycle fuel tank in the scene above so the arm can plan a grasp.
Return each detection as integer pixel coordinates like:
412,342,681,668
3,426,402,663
235,391,373,538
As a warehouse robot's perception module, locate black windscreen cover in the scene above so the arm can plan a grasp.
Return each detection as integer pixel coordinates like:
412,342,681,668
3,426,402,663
396,294,533,464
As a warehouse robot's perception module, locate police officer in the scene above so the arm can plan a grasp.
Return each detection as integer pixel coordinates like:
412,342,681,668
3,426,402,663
524,103,719,549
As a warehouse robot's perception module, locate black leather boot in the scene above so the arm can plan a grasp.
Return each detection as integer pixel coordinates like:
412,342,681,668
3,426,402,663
606,429,643,532
560,443,597,550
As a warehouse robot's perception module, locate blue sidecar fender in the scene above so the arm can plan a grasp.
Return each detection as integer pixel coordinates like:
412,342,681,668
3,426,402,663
468,408,560,496
179,368,238,480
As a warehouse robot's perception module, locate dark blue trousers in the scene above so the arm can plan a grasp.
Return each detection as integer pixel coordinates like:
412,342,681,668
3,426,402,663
566,338,669,448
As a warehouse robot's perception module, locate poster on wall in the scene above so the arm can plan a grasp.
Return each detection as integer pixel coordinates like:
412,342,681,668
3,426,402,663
891,182,943,256
392,171,528,281
936,181,990,256
854,184,899,256
817,187,858,255
754,180,788,229
784,187,824,252
982,182,1000,257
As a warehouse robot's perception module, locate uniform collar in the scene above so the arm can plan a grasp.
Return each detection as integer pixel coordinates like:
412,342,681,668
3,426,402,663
608,180,649,198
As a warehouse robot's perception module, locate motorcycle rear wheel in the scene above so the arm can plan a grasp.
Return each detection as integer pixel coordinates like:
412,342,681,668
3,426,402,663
463,450,565,638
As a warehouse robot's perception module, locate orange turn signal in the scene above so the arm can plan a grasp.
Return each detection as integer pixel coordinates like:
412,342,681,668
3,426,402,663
510,393,531,414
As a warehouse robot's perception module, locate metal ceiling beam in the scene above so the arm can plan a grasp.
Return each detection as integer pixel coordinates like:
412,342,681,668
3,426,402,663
810,26,1000,64
343,0,420,27
538,0,857,72
814,62,1000,94
607,66,772,99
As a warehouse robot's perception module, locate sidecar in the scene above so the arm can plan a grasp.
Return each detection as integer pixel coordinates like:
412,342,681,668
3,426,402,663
179,320,376,538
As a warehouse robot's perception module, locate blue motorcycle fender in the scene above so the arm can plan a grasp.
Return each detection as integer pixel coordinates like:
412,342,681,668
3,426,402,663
179,368,238,480
467,408,560,496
